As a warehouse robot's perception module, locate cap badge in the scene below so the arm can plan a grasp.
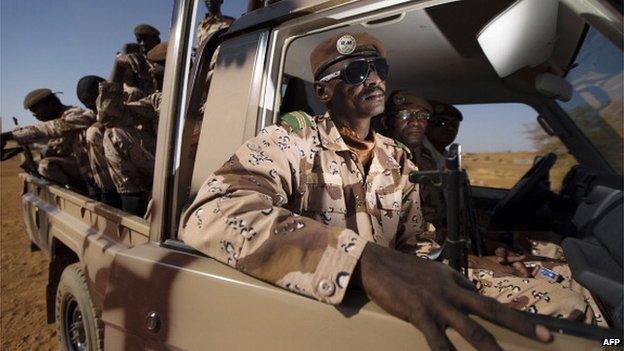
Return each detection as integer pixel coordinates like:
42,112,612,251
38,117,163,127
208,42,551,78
336,35,357,55
392,94,406,106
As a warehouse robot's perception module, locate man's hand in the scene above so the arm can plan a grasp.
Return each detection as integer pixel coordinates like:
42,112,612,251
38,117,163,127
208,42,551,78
115,53,142,72
467,248,530,278
356,243,551,350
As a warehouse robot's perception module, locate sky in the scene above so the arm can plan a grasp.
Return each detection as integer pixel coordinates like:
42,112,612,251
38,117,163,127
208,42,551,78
1,1,537,152
0,0,247,129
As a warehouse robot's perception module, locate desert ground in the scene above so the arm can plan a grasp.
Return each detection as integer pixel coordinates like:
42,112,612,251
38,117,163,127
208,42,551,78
463,151,576,191
1,157,56,350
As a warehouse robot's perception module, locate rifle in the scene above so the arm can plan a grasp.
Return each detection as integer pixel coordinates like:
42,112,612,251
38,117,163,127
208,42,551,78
409,143,469,276
1,117,40,176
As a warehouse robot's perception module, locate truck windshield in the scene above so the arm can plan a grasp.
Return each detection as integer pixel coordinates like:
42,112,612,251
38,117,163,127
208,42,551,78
557,27,623,174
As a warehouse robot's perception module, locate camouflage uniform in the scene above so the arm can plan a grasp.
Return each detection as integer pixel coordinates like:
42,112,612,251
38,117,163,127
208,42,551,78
84,83,148,192
412,145,446,241
182,111,592,320
181,111,434,304
124,53,156,96
96,81,161,194
196,14,233,49
11,106,96,187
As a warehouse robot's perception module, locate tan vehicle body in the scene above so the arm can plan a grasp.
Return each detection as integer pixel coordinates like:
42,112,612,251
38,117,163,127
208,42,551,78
19,0,621,349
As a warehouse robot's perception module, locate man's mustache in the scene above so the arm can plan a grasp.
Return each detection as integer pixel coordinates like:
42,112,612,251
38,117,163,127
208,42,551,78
360,87,385,99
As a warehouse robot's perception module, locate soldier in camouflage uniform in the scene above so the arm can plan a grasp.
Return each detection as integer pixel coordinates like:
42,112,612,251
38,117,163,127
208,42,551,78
76,75,122,207
112,24,161,97
383,91,446,240
96,42,167,215
197,0,233,50
1,89,96,191
384,91,601,323
180,32,556,350
423,101,463,170
384,93,599,325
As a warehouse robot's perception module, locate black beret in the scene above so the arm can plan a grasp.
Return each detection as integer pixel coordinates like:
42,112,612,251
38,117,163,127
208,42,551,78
76,76,105,104
429,100,463,121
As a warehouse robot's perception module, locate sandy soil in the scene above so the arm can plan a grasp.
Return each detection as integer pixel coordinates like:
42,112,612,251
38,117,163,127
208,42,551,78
463,151,577,191
1,157,57,350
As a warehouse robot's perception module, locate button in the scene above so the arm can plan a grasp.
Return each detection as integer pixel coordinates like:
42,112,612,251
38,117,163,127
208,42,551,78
146,311,161,332
317,279,335,297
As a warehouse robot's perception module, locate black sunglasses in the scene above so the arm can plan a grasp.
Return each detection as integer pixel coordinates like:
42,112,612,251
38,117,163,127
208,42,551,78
431,115,460,127
317,58,389,85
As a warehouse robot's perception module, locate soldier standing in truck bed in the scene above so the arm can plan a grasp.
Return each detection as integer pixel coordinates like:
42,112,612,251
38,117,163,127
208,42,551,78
180,32,560,350
95,42,167,216
0,89,97,192
196,0,233,50
114,24,162,97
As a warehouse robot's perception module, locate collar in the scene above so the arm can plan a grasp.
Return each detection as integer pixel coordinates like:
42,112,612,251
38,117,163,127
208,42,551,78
316,113,400,170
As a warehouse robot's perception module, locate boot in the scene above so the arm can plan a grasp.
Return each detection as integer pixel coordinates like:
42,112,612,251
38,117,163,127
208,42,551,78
121,192,148,217
101,191,122,209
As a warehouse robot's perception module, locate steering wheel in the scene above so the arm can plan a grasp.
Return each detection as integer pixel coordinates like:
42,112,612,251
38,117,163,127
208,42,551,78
491,153,557,219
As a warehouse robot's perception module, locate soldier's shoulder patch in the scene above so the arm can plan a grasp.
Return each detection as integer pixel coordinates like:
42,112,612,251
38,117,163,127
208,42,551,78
279,111,314,132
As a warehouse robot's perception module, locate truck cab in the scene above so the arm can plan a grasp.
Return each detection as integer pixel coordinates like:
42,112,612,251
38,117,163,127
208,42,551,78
19,0,622,349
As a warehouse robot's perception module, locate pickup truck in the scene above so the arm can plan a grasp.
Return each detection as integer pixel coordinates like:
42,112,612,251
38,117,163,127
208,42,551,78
16,0,623,350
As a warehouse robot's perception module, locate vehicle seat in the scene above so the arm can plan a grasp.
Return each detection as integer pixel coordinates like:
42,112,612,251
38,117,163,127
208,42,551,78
562,186,623,327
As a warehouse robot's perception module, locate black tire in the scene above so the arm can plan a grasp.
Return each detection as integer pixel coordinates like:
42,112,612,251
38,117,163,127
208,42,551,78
56,263,104,351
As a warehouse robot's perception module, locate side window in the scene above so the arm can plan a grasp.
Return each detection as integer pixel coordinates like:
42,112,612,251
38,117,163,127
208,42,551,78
457,103,577,191
557,27,623,174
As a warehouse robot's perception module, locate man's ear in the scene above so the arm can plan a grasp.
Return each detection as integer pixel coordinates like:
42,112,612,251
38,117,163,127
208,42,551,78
314,82,332,103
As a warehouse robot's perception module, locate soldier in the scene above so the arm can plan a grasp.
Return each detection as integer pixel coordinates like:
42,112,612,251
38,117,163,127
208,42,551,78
384,93,599,325
180,32,555,350
96,42,167,215
383,91,446,239
196,0,233,50
423,101,463,170
0,89,99,191
112,24,161,96
77,75,121,207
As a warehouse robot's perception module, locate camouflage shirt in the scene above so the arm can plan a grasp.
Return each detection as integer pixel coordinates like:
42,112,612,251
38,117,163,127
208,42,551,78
11,106,97,183
181,111,431,305
196,14,233,49
412,145,447,241
97,82,161,129
11,106,95,146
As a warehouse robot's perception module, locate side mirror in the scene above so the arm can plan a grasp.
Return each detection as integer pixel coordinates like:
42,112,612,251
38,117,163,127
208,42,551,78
477,0,559,77
535,73,573,101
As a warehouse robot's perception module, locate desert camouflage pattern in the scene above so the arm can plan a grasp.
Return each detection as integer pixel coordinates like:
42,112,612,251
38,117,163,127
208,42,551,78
412,145,446,241
180,111,428,304
85,123,116,191
196,14,233,49
103,127,156,193
415,237,600,324
11,106,96,187
37,156,83,188
42,137,74,158
97,82,160,129
97,82,161,193
123,53,156,95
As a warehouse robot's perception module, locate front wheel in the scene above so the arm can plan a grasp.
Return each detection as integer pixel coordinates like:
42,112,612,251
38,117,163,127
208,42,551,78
56,263,103,351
